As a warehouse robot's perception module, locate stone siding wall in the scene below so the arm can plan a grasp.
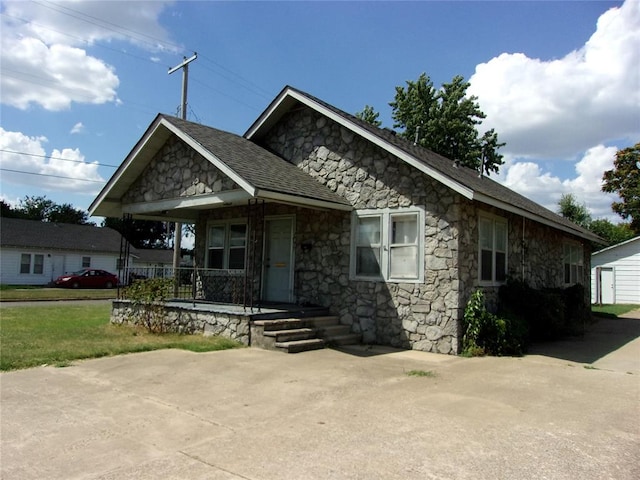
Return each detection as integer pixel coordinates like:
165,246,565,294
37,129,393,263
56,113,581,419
458,199,592,309
257,107,464,354
111,300,250,345
123,136,238,204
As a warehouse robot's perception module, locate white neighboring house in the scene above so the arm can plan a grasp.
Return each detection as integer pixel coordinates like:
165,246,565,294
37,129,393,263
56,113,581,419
129,248,175,278
0,218,128,286
591,236,640,304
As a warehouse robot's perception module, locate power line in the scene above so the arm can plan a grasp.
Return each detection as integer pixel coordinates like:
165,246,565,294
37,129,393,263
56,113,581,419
0,168,105,183
0,149,119,168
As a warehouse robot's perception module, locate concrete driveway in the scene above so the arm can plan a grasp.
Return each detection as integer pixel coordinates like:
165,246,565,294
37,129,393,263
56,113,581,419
1,316,639,480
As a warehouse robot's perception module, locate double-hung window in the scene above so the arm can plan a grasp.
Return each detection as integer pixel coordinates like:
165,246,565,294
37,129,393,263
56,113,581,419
563,243,584,284
478,214,508,284
207,222,247,270
351,207,424,282
20,253,44,275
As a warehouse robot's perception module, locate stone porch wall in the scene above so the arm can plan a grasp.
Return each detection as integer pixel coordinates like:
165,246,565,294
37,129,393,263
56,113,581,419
111,300,250,345
258,107,464,354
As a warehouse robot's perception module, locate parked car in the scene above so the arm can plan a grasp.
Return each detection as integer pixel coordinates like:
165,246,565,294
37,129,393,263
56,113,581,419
54,268,119,289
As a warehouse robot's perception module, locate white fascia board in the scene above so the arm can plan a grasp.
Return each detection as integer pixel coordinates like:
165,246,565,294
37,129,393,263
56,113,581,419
123,190,250,215
89,115,167,215
592,235,640,256
256,190,352,211
159,118,256,197
246,88,474,200
473,192,599,242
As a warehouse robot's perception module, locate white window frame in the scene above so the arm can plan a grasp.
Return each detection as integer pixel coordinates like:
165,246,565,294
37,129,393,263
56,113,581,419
205,219,247,270
350,207,425,283
563,242,584,285
19,253,45,275
478,213,508,286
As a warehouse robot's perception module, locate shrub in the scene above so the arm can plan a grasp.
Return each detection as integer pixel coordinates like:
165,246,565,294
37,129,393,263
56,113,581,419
462,290,526,357
122,278,173,333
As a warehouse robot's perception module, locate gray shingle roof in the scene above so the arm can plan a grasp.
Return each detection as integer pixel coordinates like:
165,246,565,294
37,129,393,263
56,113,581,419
0,218,124,253
160,115,350,207
253,86,600,242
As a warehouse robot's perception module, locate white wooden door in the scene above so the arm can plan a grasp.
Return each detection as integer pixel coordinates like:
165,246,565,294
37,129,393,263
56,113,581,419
263,218,294,303
51,255,65,281
600,268,614,304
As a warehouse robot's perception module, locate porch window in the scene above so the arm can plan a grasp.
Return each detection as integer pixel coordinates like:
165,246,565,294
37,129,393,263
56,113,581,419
563,243,584,284
207,222,247,270
478,215,508,284
19,253,44,274
351,207,424,282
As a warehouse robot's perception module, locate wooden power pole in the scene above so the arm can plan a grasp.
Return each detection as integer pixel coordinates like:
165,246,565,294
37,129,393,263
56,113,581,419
168,53,197,294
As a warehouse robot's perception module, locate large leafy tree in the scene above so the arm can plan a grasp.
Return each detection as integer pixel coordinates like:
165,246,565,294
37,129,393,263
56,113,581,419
589,219,634,248
0,195,92,225
558,193,591,228
355,105,382,127
390,73,505,175
602,142,640,233
102,217,171,249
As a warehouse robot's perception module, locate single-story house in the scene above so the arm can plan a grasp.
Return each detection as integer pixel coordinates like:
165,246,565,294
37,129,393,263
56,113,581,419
0,217,128,285
591,236,640,304
0,217,180,286
89,86,600,354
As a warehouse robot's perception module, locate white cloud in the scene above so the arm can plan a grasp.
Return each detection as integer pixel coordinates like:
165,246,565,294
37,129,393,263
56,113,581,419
502,145,621,220
469,0,640,159
0,0,175,111
0,127,105,194
70,122,85,135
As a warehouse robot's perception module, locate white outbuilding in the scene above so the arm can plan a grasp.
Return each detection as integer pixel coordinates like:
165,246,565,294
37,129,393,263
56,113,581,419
591,236,640,304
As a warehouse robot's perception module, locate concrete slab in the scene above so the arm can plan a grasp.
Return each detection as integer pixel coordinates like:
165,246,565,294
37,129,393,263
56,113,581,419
2,324,639,480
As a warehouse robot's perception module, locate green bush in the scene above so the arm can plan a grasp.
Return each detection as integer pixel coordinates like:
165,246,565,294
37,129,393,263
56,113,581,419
462,290,526,357
122,278,173,333
498,280,590,342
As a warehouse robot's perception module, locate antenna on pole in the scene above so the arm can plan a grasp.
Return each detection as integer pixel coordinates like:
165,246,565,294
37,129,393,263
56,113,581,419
168,52,197,293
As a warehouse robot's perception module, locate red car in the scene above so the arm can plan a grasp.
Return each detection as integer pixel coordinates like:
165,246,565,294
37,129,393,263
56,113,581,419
54,268,119,289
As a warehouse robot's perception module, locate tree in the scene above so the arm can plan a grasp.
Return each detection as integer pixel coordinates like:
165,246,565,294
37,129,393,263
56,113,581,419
0,195,92,224
355,105,382,127
102,217,171,249
602,142,640,233
588,219,634,248
390,73,505,174
558,193,592,228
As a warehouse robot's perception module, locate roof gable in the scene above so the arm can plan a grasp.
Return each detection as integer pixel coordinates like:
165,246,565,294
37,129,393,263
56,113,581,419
246,86,601,243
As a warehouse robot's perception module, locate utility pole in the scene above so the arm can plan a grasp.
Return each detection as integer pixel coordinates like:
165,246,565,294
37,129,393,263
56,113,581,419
168,53,197,294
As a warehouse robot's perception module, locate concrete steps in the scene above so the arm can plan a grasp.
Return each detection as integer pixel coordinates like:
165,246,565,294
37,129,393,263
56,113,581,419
250,313,360,353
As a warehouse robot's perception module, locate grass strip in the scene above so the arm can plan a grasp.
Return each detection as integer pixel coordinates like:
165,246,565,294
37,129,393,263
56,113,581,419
0,304,241,371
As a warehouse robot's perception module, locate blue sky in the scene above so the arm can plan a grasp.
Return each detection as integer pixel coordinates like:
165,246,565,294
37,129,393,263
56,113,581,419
1,0,638,227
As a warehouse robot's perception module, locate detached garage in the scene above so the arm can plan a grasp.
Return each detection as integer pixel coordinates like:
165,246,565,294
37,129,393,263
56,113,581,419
591,236,640,304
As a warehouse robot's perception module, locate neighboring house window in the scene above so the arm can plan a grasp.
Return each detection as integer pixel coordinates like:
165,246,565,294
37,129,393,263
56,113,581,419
563,243,584,284
116,258,124,270
19,254,44,274
478,215,508,284
350,208,424,282
206,222,247,269
82,257,91,268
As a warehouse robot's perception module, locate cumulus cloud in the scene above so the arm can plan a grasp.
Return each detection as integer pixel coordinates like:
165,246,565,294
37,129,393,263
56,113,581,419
0,128,105,194
0,0,175,111
469,0,640,158
502,145,620,220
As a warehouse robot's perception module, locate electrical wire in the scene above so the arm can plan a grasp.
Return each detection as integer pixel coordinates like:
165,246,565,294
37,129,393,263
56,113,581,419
0,168,105,183
0,149,119,169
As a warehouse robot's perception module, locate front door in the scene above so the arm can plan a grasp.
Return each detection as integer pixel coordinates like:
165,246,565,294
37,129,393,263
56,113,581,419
51,255,64,281
600,268,614,304
263,217,294,303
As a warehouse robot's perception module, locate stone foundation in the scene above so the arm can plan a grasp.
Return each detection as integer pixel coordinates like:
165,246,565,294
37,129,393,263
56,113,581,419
111,300,250,345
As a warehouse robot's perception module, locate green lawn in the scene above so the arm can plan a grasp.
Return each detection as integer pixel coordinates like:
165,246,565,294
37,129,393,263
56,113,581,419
0,285,117,301
591,304,640,318
0,304,241,371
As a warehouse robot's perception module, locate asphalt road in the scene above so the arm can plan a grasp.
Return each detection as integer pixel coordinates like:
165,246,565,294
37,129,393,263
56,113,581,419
1,314,638,480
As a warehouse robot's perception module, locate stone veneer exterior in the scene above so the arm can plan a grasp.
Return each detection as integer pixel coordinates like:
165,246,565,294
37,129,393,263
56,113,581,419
121,105,591,355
